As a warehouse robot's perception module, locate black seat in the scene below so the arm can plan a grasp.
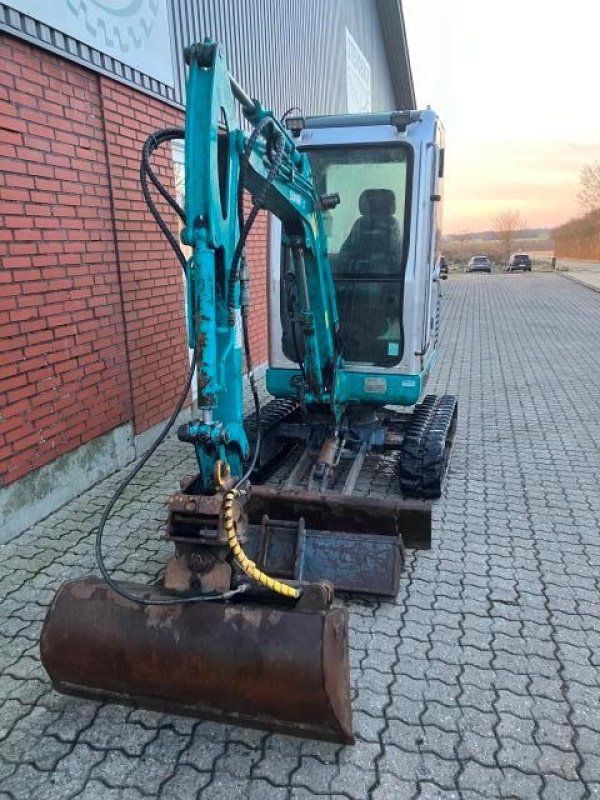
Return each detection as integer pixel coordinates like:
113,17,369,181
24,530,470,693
334,189,403,364
338,189,402,275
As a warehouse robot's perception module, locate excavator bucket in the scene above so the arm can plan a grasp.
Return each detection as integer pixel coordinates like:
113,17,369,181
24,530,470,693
40,577,354,744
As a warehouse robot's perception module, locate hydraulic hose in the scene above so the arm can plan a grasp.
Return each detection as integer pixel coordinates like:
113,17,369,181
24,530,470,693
95,128,247,606
97,117,299,604
95,353,245,606
222,488,300,599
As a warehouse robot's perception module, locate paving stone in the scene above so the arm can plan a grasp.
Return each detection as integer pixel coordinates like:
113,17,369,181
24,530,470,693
29,744,105,799
418,753,460,790
541,774,586,800
496,713,536,744
90,750,138,788
1,764,49,800
218,741,263,778
199,775,252,799
160,764,212,799
246,781,289,800
3,275,600,798
330,762,375,798
291,755,338,793
537,744,582,782
497,736,543,773
457,762,502,796
580,753,600,785
499,767,543,798
415,783,462,799
457,729,498,767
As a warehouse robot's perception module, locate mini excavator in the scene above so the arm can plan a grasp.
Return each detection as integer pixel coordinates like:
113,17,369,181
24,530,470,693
41,41,457,745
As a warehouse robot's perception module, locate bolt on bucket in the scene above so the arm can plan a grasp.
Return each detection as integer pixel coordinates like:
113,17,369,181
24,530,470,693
40,577,354,744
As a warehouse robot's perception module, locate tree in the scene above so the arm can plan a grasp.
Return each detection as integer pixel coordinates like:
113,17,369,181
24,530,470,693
441,229,473,265
553,209,600,260
578,161,600,213
493,209,526,264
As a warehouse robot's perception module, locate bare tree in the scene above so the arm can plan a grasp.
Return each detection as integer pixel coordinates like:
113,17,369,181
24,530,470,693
441,229,473,265
578,161,600,213
553,209,600,261
493,209,526,264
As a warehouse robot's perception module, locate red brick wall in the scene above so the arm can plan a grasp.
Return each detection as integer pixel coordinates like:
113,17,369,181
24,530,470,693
0,37,131,484
245,209,269,366
0,34,270,489
99,77,189,434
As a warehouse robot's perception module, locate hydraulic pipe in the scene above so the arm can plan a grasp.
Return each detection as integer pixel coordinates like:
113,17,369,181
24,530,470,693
229,74,256,114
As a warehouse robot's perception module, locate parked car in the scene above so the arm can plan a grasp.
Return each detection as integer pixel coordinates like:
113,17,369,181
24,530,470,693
507,253,532,272
438,256,449,278
467,256,492,273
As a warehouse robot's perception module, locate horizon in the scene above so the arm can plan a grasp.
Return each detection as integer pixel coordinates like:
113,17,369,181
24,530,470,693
403,0,600,234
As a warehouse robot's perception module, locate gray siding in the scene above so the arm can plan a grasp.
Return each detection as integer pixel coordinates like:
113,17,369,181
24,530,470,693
170,0,396,115
0,0,412,112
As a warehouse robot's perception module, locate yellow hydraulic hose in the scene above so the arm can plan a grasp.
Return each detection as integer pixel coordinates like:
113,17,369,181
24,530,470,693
222,487,300,599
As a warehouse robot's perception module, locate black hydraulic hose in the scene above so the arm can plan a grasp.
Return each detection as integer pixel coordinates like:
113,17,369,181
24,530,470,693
140,130,188,274
96,117,286,600
236,303,262,486
280,106,303,124
141,128,186,222
95,352,245,606
290,315,307,382
228,117,286,316
95,128,246,606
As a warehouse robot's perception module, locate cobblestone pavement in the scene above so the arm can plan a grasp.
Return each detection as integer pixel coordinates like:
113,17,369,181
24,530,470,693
2,273,600,799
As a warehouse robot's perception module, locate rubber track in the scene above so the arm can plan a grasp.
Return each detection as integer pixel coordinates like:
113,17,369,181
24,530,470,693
399,394,458,499
245,398,299,440
245,398,299,474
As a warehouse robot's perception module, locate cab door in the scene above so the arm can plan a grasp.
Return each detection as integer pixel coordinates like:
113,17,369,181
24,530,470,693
420,138,443,359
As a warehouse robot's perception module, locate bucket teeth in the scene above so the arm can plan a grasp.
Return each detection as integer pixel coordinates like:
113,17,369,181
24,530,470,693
41,577,354,744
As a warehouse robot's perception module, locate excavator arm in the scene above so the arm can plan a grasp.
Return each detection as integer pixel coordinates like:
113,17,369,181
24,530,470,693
178,41,343,492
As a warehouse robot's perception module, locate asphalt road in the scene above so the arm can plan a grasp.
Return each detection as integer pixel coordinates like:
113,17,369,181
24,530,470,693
2,273,600,799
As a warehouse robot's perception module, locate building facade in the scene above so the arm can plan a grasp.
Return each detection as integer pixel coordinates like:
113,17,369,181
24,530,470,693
0,0,414,539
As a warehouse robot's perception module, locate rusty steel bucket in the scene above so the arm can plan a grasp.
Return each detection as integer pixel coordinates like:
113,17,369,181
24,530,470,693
40,577,354,744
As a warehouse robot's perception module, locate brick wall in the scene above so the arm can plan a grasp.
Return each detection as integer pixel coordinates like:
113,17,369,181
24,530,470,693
99,78,189,435
244,209,269,366
0,34,270,489
0,37,131,485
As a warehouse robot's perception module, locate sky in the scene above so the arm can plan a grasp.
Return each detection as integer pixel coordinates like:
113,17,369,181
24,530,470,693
402,0,600,233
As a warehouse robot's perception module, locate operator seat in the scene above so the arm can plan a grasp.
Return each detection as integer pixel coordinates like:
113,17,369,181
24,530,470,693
336,189,403,364
339,189,402,271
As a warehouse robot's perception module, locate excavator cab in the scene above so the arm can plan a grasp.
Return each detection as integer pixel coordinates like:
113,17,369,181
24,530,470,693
269,109,446,403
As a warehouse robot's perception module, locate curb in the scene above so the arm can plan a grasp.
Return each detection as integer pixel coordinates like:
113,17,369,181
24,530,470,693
557,271,600,295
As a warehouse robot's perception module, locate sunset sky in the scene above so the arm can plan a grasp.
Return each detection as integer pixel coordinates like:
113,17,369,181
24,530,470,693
403,0,600,233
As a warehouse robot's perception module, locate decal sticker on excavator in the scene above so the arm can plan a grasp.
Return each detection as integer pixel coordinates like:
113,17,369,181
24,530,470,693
364,377,387,394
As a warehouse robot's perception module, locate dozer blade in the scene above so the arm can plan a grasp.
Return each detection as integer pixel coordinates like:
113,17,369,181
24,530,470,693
40,577,354,744
169,482,431,597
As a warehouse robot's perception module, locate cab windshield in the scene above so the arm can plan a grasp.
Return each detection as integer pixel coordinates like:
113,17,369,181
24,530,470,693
306,144,411,366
